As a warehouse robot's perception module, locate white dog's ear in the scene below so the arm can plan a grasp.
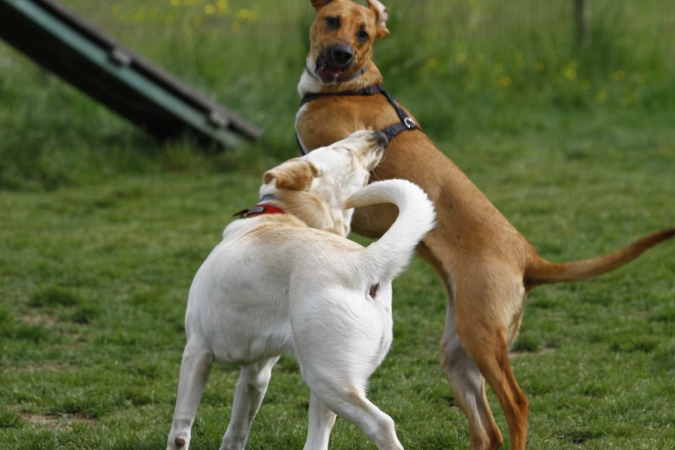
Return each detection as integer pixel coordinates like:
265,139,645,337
367,0,389,38
263,159,320,191
311,0,332,11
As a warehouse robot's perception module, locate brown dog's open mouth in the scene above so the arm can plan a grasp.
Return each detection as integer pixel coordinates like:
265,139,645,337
315,56,347,84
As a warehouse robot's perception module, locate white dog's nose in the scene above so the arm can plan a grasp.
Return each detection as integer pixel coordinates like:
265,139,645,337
372,131,389,149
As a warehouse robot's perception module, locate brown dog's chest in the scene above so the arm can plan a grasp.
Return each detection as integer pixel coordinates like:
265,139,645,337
296,94,410,151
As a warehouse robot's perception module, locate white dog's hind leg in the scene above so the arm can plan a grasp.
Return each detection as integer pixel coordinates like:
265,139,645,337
304,392,337,450
306,379,404,450
167,341,214,450
220,356,279,450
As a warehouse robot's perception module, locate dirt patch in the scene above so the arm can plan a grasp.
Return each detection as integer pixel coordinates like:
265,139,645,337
509,347,556,358
23,363,65,373
20,413,95,430
0,363,67,375
18,313,58,326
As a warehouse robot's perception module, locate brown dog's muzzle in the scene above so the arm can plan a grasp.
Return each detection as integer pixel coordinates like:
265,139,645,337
326,44,354,66
315,45,355,84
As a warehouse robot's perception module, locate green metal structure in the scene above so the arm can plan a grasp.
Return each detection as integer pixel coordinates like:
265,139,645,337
0,0,263,149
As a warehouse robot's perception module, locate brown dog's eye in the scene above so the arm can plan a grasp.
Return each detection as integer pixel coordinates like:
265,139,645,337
325,17,340,29
357,28,369,42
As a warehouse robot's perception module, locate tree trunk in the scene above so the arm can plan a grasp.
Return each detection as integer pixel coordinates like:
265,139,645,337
575,0,591,48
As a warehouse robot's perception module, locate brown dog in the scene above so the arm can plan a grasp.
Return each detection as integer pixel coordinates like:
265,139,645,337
295,1,675,449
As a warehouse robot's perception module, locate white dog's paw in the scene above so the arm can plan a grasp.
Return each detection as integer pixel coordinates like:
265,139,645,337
219,436,247,450
167,434,189,450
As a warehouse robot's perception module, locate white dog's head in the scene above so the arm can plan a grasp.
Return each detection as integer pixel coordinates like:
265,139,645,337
260,130,387,236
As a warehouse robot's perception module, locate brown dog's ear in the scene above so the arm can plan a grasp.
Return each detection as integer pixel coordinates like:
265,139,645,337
311,0,332,11
263,159,320,191
367,0,389,38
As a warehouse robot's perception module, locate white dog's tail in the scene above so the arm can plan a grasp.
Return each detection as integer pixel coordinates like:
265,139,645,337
345,179,436,280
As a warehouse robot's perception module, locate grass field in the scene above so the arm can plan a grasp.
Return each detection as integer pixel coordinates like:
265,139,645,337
1,0,674,449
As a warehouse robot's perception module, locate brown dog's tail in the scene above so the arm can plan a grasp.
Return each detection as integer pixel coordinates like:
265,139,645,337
525,228,675,286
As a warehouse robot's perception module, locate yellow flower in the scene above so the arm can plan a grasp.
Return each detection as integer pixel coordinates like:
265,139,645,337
110,4,120,14
535,61,545,72
425,57,439,69
455,53,467,64
133,11,145,22
611,70,626,81
596,90,607,103
193,16,203,27
515,51,524,67
232,21,241,31
170,0,180,6
499,76,512,87
562,62,577,80
494,63,503,72
204,4,216,14
636,74,646,85
217,0,229,14
581,80,591,90
237,8,259,22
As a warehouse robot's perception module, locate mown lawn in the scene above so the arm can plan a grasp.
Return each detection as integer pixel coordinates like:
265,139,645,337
1,0,674,449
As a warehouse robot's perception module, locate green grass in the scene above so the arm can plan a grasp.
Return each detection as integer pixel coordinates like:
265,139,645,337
1,0,674,449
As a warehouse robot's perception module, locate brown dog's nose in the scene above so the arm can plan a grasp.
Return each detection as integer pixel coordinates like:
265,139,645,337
328,45,354,66
372,131,389,149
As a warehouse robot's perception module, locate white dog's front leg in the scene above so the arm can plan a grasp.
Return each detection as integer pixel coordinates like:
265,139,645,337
304,392,337,450
167,341,214,450
220,357,279,450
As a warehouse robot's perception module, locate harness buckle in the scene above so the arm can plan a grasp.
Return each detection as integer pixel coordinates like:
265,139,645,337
404,117,416,129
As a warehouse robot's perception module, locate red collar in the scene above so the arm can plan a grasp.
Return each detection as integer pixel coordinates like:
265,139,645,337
233,204,285,219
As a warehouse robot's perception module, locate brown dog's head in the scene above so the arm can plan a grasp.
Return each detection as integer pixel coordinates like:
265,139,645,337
307,0,389,85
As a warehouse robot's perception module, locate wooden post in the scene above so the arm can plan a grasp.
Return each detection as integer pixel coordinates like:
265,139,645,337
575,0,591,48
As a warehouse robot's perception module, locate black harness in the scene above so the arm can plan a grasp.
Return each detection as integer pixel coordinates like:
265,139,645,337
296,84,418,155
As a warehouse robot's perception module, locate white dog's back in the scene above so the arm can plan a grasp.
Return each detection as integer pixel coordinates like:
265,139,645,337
187,218,362,365
187,180,434,363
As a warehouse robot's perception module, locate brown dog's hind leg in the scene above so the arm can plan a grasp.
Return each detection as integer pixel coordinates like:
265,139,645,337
454,276,530,450
417,245,503,450
441,303,504,450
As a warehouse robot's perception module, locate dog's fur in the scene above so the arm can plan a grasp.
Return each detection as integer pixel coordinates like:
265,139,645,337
295,1,675,449
166,131,436,450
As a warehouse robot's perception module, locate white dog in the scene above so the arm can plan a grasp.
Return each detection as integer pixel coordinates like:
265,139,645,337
166,131,436,450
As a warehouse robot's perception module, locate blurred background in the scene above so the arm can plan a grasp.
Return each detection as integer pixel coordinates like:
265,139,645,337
1,0,673,190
